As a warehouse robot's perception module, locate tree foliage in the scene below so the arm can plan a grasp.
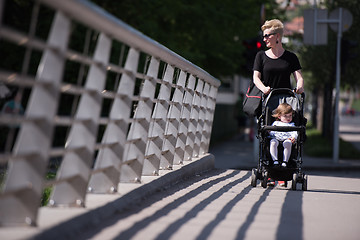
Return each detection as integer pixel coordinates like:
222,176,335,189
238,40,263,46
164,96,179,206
90,0,277,78
294,0,360,136
332,0,360,88
298,0,360,90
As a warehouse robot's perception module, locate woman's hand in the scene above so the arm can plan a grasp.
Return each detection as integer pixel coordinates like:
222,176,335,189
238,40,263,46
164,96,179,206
296,86,304,94
289,137,296,143
263,86,271,95
293,70,304,94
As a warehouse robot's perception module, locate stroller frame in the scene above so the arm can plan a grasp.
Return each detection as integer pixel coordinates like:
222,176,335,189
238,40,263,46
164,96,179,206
250,88,308,190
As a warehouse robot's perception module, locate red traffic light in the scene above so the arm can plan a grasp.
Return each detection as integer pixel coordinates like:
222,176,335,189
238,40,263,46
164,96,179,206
256,41,262,49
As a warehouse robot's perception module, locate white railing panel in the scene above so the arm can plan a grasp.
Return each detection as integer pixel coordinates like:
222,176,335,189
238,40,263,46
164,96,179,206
142,64,173,175
49,33,111,207
0,0,220,227
120,57,159,182
88,48,140,193
0,11,70,226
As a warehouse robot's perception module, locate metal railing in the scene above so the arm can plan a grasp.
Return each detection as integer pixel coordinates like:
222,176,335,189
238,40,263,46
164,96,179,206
0,0,220,227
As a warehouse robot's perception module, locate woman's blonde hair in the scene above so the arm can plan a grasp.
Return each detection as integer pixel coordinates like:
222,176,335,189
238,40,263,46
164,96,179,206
261,19,284,37
272,103,293,118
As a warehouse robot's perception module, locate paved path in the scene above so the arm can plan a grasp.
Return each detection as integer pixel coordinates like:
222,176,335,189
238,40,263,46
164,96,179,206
77,169,360,240
2,116,359,240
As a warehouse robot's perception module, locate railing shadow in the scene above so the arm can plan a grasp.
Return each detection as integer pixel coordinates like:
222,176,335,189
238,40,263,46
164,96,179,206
195,185,253,240
235,187,273,239
77,169,243,240
77,172,341,240
113,171,251,240
153,173,252,240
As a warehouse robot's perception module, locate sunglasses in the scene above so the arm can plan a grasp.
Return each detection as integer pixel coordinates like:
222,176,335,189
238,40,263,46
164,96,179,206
263,32,276,39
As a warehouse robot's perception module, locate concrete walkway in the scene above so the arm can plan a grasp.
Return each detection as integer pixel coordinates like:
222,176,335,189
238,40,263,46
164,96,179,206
1,116,359,240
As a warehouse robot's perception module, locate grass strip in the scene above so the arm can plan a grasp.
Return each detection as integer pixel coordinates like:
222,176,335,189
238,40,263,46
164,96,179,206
305,128,360,159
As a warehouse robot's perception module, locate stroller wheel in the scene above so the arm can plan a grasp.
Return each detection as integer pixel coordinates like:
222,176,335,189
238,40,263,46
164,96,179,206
261,171,268,188
251,168,257,187
291,173,298,190
283,181,288,188
302,175,308,191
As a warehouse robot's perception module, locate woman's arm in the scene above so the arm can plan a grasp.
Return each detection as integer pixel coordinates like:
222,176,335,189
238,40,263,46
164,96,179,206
293,70,304,94
253,70,270,94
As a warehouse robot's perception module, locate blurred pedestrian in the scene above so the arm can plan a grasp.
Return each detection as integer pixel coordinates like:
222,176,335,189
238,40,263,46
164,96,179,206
234,94,247,140
1,89,24,152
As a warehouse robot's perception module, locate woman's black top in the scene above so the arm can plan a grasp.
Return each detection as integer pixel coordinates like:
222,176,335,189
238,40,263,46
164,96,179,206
253,50,301,89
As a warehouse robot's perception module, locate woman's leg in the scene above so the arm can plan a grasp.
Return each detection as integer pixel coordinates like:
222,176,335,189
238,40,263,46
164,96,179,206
270,139,279,163
282,139,293,163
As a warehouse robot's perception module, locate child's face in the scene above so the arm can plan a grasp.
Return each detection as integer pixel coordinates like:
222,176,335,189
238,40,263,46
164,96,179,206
279,112,292,123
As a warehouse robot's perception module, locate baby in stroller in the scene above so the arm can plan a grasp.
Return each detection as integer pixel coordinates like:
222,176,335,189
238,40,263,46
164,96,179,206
250,88,307,190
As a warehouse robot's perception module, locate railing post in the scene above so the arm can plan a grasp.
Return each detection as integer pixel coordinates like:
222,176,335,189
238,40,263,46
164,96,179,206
120,57,159,182
177,75,195,162
198,83,210,155
183,76,200,161
163,70,186,166
190,79,204,158
0,12,70,226
202,85,218,153
88,48,140,193
142,64,174,175
49,33,111,206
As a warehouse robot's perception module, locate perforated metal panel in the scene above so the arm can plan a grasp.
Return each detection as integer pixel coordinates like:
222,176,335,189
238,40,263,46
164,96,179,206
0,0,220,227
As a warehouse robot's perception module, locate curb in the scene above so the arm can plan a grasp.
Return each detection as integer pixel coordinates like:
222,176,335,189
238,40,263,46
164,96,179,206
225,158,360,172
23,154,215,240
231,165,360,172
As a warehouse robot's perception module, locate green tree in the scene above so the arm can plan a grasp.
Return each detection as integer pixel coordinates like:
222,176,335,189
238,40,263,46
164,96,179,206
90,0,278,78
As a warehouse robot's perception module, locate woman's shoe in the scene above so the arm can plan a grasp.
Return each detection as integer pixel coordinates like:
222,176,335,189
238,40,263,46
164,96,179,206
278,181,286,187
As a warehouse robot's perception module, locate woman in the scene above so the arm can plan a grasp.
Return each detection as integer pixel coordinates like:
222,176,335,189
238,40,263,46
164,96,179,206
253,19,304,187
253,19,304,95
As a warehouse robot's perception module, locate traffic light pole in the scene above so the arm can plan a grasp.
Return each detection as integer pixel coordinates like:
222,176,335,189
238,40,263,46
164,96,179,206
333,9,342,164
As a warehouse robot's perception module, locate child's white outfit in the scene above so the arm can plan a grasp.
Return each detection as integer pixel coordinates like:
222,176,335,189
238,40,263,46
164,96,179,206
269,121,298,166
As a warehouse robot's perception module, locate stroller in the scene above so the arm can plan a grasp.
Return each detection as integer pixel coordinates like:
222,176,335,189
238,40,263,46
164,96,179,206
250,88,308,190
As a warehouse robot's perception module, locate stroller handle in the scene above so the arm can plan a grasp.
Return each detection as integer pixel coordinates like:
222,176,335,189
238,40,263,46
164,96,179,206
260,125,305,133
263,88,305,98
262,88,306,111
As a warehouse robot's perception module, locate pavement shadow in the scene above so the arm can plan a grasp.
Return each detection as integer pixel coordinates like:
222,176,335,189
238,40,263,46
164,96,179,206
276,190,304,240
78,169,245,240
235,187,273,239
153,171,252,240
195,185,253,240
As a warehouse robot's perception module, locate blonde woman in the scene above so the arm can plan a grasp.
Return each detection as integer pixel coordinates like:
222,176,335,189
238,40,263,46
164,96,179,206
253,19,304,95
